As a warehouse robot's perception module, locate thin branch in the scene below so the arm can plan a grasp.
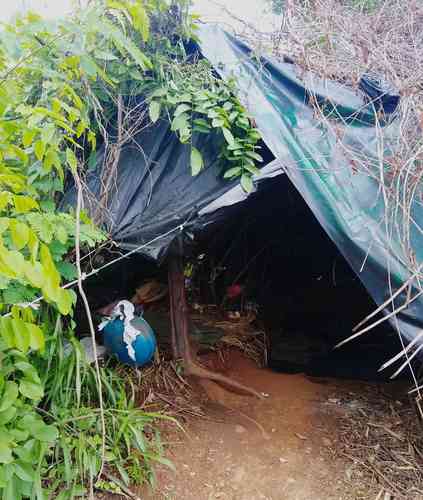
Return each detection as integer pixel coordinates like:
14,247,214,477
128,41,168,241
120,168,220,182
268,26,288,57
73,168,106,486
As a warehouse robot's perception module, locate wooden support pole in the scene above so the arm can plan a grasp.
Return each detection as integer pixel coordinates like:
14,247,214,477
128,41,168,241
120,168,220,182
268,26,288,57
168,251,191,360
168,242,265,400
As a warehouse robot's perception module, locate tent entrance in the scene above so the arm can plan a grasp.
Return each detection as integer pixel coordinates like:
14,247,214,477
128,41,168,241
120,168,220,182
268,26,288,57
76,173,411,382
194,173,408,381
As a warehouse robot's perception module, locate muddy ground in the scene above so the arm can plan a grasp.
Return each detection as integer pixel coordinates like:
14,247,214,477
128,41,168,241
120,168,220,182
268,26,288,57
134,352,416,500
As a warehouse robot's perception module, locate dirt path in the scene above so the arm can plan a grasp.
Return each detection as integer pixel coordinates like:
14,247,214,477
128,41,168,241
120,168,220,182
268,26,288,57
142,353,383,500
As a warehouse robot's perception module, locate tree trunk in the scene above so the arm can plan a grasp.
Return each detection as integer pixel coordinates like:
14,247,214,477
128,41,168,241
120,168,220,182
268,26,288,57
168,245,265,399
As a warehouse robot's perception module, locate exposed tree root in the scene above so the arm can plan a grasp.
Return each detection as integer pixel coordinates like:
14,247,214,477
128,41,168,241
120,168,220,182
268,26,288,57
184,357,265,399
168,248,265,400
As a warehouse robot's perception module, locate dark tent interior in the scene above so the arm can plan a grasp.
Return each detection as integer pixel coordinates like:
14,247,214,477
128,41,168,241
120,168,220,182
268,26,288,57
77,159,410,382
193,172,408,380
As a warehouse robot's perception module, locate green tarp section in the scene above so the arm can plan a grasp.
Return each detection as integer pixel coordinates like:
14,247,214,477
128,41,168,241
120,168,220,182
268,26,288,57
198,25,423,346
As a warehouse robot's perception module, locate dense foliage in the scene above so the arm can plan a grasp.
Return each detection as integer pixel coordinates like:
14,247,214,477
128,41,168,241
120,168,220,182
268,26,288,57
0,0,262,498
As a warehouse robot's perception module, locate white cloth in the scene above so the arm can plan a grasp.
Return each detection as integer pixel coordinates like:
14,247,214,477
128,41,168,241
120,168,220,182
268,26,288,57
98,300,140,361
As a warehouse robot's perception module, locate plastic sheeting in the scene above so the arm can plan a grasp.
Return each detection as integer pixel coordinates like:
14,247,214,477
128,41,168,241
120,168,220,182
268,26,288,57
63,123,241,260
198,25,423,344
65,25,423,345
63,106,278,261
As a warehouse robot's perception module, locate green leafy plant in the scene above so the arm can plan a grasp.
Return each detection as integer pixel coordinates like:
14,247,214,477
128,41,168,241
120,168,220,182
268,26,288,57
0,340,58,499
148,61,263,191
0,1,169,497
37,320,172,499
0,0,261,497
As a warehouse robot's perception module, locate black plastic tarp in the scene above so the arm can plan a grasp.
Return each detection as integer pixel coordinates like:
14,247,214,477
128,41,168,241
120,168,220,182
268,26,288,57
65,25,423,346
63,113,279,261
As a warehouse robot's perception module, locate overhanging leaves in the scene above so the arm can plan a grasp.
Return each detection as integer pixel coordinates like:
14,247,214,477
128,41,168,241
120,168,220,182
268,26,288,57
190,147,203,176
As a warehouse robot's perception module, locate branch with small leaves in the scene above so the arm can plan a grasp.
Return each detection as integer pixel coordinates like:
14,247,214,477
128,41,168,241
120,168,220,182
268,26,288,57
148,62,263,192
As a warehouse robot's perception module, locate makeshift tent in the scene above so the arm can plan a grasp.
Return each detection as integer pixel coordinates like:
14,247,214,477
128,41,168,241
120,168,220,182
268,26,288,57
65,25,423,352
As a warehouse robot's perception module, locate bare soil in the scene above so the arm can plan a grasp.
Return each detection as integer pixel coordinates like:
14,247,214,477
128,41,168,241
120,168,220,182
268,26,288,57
138,352,410,500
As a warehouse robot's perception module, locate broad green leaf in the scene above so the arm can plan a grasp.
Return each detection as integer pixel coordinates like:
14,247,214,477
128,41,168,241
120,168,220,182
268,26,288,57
26,214,54,243
236,116,250,129
55,225,68,245
174,103,191,117
0,249,25,278
0,250,16,279
42,277,60,304
88,131,96,152
56,261,77,280
0,443,13,465
7,145,28,165
3,475,22,500
149,101,161,123
40,123,55,144
248,129,261,141
0,193,11,211
190,147,203,176
66,148,77,173
11,318,30,352
22,129,37,148
10,220,29,250
34,140,46,161
0,407,16,425
0,218,9,234
18,415,40,430
244,164,261,175
193,124,211,134
13,196,39,214
57,288,73,315
27,324,45,352
40,245,60,286
177,93,192,103
14,439,37,465
102,19,152,70
212,117,224,128
0,464,14,489
31,422,58,443
19,380,44,401
128,3,150,42
193,118,211,130
241,173,254,193
179,126,191,143
245,150,263,162
0,382,18,412
24,262,45,288
80,56,98,78
0,317,14,349
171,113,189,132
150,88,167,98
222,127,235,145
27,229,39,260
0,429,14,444
9,428,29,442
223,166,242,179
52,98,62,114
43,149,61,173
14,362,41,383
13,461,35,483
